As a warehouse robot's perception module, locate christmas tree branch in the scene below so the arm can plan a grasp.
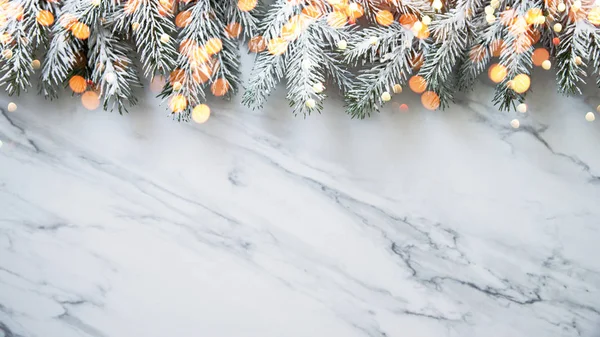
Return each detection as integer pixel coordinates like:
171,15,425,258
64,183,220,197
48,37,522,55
346,40,412,118
419,10,472,108
0,0,51,95
458,18,503,90
41,20,83,98
556,20,589,95
88,26,141,113
492,5,534,110
113,0,178,78
588,28,600,88
284,26,325,115
344,24,406,66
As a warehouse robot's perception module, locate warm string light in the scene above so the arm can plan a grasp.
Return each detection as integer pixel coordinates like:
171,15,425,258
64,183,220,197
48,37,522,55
553,23,562,32
532,48,549,66
150,76,165,93
381,91,391,102
160,33,170,43
169,94,187,113
0,33,12,44
585,112,596,121
211,78,230,97
2,49,12,59
175,10,191,28
225,22,242,38
408,75,427,94
72,22,90,40
105,72,116,84
421,91,440,110
375,10,394,26
192,104,210,123
512,74,531,93
485,5,496,23
312,82,325,93
81,91,100,110
589,7,600,25
7,102,17,112
542,60,552,70
237,0,257,12
267,37,288,55
36,10,54,26
248,36,267,52
488,63,507,83
69,75,87,93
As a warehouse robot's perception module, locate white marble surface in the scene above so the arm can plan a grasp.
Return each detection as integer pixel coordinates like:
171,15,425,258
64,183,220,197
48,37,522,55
1,66,600,337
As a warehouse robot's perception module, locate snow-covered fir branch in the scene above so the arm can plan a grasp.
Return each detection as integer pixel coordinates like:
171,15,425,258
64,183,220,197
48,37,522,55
419,9,472,108
346,37,413,118
555,20,590,95
0,0,51,95
113,0,178,78
88,26,141,113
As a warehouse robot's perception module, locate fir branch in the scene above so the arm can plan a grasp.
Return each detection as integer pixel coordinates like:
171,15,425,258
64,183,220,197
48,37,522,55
492,5,535,110
113,0,178,78
41,23,83,98
458,43,490,90
64,0,142,113
88,26,141,113
212,0,242,97
0,0,50,95
555,21,589,95
259,0,297,40
280,17,351,115
0,22,34,95
284,25,325,116
309,19,352,92
344,23,407,66
241,52,285,109
241,0,295,109
346,39,412,118
589,28,600,88
419,10,472,108
160,0,244,118
20,0,48,46
159,0,216,116
219,0,264,39
458,18,503,90
243,3,352,113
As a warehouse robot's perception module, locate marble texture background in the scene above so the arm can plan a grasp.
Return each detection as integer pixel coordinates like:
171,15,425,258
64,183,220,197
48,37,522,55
0,63,599,337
